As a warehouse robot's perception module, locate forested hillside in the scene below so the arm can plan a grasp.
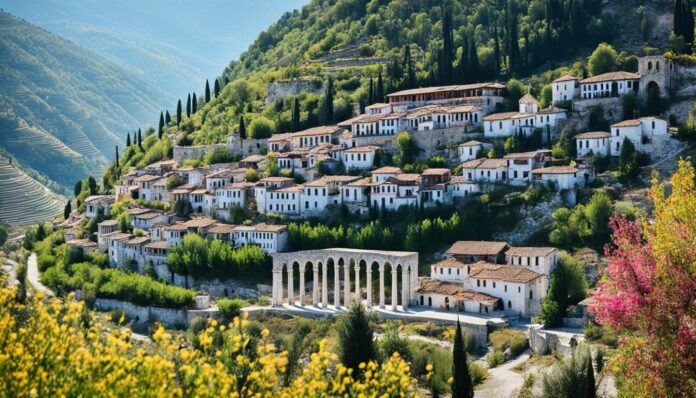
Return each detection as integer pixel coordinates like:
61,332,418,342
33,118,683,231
164,0,674,147
0,10,170,224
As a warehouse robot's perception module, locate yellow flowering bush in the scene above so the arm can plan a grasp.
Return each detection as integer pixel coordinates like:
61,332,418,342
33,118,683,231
0,286,422,397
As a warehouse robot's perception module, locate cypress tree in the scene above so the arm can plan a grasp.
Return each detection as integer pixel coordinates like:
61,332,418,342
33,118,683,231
239,115,246,139
186,93,191,117
452,320,473,398
493,21,501,77
508,2,521,75
158,111,164,139
214,79,220,98
404,45,415,89
224,76,229,86
192,95,198,114
368,78,374,105
165,110,171,125
441,5,454,84
675,0,684,41
205,79,211,103
292,97,300,132
73,180,82,198
126,132,131,147
115,145,119,167
376,69,384,103
325,76,334,123
176,99,182,126
586,354,596,398
138,130,142,150
460,33,469,82
684,0,694,50
469,39,480,83
63,201,71,219
87,176,97,195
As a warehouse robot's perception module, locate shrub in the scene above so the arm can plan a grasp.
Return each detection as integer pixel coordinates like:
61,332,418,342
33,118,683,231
583,323,603,341
217,298,249,319
489,328,528,358
487,349,505,368
249,116,275,139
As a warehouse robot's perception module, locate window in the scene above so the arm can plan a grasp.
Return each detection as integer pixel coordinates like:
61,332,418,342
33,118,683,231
529,291,533,299
504,285,507,292
508,300,512,308
493,282,496,288
518,286,521,293
483,280,487,287
477,280,480,287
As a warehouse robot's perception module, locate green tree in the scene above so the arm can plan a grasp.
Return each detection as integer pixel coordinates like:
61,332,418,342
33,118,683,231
585,191,613,241
168,233,209,285
158,111,164,139
541,346,596,398
395,132,413,166
618,137,638,178
440,5,454,84
507,2,521,75
117,212,131,233
504,136,517,154
137,129,143,150
175,199,193,217
325,76,334,123
249,117,275,139
192,95,198,114
63,201,71,219
337,303,376,372
214,79,220,98
0,224,7,246
115,145,119,168
87,176,97,195
186,93,191,117
204,79,211,103
265,153,278,177
292,97,300,132
588,43,618,76
73,180,82,198
452,320,474,398
239,115,246,139
541,254,588,327
165,111,171,125
176,99,182,126
126,133,131,147
376,68,384,102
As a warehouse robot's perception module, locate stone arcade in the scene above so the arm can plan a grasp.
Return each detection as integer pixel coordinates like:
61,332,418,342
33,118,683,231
271,248,419,311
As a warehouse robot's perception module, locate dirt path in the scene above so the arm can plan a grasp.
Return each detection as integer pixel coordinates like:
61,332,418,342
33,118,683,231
475,349,531,398
27,253,53,296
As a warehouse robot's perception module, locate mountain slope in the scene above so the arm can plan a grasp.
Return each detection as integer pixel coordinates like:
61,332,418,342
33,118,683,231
0,10,170,225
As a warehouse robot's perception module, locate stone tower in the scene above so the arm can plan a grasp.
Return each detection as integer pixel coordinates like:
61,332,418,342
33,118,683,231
638,55,676,97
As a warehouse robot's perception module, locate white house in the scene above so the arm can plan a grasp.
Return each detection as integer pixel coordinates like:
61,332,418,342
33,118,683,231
505,246,559,293
135,174,162,202
531,166,589,189
232,223,288,253
216,182,253,214
610,117,669,156
264,185,303,216
503,150,552,185
552,75,579,103
576,132,611,157
465,261,545,316
342,146,379,170
535,106,567,131
370,166,403,183
483,112,535,138
579,71,640,99
84,195,115,219
460,158,508,183
205,169,234,191
371,174,421,211
518,93,539,114
97,220,119,251
340,177,371,209
67,238,98,254
301,175,360,216
458,140,492,162
447,176,480,199
415,278,500,313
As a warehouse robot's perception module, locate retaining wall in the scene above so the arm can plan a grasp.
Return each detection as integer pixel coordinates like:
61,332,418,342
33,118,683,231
94,298,219,327
528,325,583,358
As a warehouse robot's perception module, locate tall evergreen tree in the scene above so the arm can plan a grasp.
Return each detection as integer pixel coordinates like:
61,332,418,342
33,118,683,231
115,145,119,167
214,79,220,98
204,79,211,103
292,97,300,132
337,303,376,372
239,115,246,139
368,78,374,105
63,201,71,219
684,0,695,50
192,95,198,114
459,34,469,82
186,93,191,117
674,0,685,43
452,320,473,398
126,132,131,147
176,99,182,126
158,111,164,139
403,45,415,89
73,180,82,198
508,2,521,75
469,39,480,82
165,110,171,124
441,5,454,84
376,69,384,103
137,129,142,150
325,76,334,123
87,175,97,195
493,21,501,77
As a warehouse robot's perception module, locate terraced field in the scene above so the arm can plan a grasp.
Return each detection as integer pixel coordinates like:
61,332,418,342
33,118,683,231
0,154,64,227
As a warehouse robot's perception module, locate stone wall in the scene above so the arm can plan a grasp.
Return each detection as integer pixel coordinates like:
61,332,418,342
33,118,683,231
94,298,220,327
573,97,623,121
173,137,267,164
192,278,261,299
266,80,323,104
528,325,583,358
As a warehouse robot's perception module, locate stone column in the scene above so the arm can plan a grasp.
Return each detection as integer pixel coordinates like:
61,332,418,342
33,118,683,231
401,268,409,311
354,262,361,304
391,269,398,311
334,262,340,309
312,264,319,307
273,270,283,306
379,264,385,309
299,265,306,307
321,262,328,308
366,264,373,308
287,266,294,305
343,263,350,308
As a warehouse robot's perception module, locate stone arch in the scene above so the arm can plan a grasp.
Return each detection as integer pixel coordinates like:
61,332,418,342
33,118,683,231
648,61,652,71
656,61,660,71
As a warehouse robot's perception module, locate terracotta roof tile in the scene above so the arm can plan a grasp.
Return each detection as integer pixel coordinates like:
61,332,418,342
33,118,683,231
469,261,543,283
446,241,509,256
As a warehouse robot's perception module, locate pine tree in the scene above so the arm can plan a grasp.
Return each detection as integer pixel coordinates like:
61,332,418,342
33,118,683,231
459,33,469,83
404,45,415,89
73,180,82,198
186,93,191,117
63,201,71,219
368,78,374,105
176,99,182,126
138,130,142,150
338,303,376,372
239,115,246,139
376,69,384,103
126,132,131,147
205,79,211,103
325,76,334,123
165,110,171,124
452,320,473,398
493,21,501,77
214,79,220,98
469,39,480,82
292,97,300,132
115,145,119,167
192,95,198,114
441,5,454,84
158,111,164,139
508,2,521,75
